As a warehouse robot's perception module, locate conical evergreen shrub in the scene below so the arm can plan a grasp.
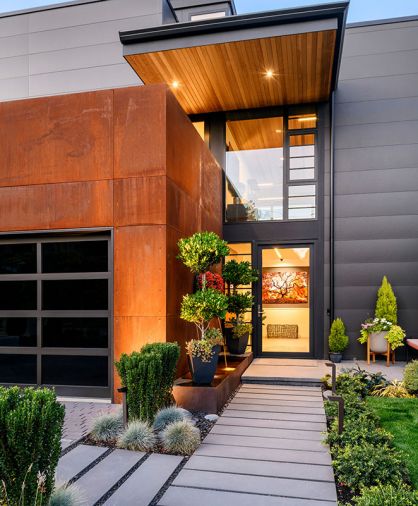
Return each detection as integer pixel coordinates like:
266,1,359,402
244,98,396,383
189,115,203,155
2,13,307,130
329,318,349,353
375,276,397,324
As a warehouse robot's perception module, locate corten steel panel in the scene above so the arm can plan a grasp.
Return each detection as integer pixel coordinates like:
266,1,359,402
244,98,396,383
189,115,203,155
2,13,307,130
113,85,167,179
166,315,195,376
200,147,222,228
0,180,113,231
0,91,113,187
114,175,167,226
166,178,199,236
113,225,167,318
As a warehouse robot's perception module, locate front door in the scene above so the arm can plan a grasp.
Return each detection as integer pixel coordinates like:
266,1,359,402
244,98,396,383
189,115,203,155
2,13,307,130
255,244,313,356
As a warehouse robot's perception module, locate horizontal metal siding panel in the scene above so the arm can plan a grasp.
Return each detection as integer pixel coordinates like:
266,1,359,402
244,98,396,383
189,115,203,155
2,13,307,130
0,76,28,100
335,285,418,310
343,25,418,57
334,215,418,241
335,97,418,126
334,191,418,218
346,19,418,35
335,262,418,287
335,121,418,149
0,34,28,58
0,14,29,38
334,309,418,334
339,49,418,80
335,168,418,195
334,143,418,172
336,73,418,103
28,63,139,96
334,238,418,263
0,55,28,79
28,0,160,32
28,14,160,53
29,42,122,75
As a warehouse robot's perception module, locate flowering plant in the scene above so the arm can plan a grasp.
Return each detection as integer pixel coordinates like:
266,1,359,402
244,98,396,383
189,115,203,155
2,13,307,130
197,271,224,292
358,318,405,351
186,329,224,362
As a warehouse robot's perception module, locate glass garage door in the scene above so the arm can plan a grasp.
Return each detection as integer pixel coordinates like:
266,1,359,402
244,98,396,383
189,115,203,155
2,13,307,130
0,235,111,398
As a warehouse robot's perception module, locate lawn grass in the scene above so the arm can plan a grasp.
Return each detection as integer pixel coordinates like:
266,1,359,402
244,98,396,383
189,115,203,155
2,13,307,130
367,397,418,488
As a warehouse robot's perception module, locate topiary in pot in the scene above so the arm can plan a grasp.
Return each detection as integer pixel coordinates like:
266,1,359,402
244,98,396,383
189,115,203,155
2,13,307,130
161,420,201,455
328,318,349,363
117,421,156,452
403,360,418,394
153,406,192,432
90,412,123,443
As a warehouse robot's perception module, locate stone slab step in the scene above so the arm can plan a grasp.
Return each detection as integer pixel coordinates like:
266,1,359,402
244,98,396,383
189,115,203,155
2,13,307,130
75,449,144,505
239,384,322,392
227,402,325,414
196,443,332,465
172,470,337,502
236,392,323,402
234,394,324,405
159,486,335,506
223,408,326,423
239,388,323,398
184,455,335,482
211,424,325,441
56,445,108,483
104,454,183,506
203,433,326,452
217,415,326,431
249,359,322,367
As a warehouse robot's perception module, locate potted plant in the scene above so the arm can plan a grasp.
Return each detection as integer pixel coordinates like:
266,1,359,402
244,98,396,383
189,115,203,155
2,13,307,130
222,260,258,355
178,232,229,385
358,276,405,358
328,318,349,363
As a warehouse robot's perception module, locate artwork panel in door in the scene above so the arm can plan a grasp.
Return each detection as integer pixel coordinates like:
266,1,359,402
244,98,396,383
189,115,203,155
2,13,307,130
262,271,308,304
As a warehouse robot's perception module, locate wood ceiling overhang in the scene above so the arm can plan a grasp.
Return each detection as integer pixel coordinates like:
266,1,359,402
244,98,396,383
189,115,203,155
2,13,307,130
120,2,349,115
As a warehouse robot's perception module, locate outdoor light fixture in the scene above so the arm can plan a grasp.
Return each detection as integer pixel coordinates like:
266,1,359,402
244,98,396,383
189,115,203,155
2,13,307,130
265,69,274,78
171,80,180,89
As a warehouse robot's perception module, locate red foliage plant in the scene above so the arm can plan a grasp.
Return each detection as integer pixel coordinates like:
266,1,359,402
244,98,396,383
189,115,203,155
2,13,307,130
198,272,225,292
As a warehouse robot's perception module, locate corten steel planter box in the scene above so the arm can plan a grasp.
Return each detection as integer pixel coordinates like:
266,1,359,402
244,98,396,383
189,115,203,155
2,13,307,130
173,352,253,413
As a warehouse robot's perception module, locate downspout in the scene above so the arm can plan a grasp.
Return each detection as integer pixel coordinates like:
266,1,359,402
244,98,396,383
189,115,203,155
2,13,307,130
329,90,335,323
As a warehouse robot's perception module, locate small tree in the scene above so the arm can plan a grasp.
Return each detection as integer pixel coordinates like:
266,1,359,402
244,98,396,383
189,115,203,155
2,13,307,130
329,318,349,353
375,276,397,324
177,232,229,275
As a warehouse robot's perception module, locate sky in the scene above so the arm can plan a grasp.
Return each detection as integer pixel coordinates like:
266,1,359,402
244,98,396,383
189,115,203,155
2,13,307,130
0,0,418,21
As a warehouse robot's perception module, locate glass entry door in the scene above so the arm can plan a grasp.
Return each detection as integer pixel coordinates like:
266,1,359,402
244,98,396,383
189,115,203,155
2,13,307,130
257,244,312,355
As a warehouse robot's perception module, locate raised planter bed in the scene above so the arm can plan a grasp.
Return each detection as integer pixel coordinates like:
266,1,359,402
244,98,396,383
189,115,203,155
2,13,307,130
173,352,253,413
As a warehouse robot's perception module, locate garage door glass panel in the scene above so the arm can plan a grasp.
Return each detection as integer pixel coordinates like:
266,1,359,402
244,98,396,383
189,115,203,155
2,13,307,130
42,355,108,386
0,244,37,274
0,354,36,384
42,241,108,273
0,318,37,347
42,279,108,310
42,317,108,348
0,281,37,310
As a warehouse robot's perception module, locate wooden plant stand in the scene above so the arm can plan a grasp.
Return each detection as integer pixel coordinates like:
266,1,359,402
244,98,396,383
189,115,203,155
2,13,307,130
367,338,395,367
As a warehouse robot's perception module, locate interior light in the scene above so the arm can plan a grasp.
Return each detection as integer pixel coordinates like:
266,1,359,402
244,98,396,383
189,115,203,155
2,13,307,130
265,69,274,78
295,248,309,260
275,129,282,133
298,116,317,122
171,80,180,89
274,248,283,260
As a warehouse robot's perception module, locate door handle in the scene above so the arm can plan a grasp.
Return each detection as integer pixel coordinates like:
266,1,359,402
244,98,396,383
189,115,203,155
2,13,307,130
257,304,263,317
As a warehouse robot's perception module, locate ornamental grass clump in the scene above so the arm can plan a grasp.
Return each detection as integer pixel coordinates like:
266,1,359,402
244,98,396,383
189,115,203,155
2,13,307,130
90,412,123,443
117,421,156,452
371,380,413,398
0,387,64,506
49,484,85,506
153,406,192,432
161,420,201,456
404,360,418,394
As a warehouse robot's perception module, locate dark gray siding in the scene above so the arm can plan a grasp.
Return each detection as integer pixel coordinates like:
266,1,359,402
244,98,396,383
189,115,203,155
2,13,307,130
334,18,418,359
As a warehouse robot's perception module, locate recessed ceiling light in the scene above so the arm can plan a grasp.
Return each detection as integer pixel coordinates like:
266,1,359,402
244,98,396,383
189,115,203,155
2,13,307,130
265,69,274,78
275,129,281,133
171,80,180,89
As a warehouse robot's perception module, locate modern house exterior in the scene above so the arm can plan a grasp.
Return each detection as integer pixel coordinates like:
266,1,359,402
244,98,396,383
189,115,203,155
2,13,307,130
0,0,417,400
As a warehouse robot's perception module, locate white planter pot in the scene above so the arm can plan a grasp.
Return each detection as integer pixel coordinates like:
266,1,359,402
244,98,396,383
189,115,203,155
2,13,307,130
370,331,388,353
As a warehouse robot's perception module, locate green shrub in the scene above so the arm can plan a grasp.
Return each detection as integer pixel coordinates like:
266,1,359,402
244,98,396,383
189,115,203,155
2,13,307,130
336,373,369,398
404,360,418,394
116,343,180,423
372,380,413,398
0,386,64,505
375,276,397,324
333,443,407,493
49,484,85,506
222,260,258,288
117,421,156,452
353,483,418,506
91,412,123,443
177,232,229,274
161,420,201,456
140,342,180,405
329,318,349,353
153,406,191,432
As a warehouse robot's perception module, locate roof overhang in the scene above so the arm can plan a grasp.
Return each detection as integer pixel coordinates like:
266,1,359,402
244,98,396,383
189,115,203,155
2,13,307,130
120,2,349,115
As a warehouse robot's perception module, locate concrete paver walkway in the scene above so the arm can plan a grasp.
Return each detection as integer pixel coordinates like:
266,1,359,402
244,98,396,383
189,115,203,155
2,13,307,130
158,384,337,506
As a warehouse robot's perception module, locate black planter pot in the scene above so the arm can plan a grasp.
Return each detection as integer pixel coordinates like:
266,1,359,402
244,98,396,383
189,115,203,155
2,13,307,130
188,345,221,385
225,327,249,355
329,352,343,363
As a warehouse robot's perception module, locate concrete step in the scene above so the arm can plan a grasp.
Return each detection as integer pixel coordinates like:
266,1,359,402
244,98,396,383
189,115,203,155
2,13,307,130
56,445,108,483
217,415,326,431
203,433,327,452
210,423,325,441
223,407,326,423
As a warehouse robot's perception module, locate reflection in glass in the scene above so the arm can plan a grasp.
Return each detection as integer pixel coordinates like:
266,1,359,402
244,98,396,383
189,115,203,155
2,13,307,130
0,354,36,384
42,356,108,386
0,281,37,310
42,241,108,273
42,279,108,310
0,243,36,274
225,117,284,222
42,318,108,348
0,318,37,347
288,114,317,129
